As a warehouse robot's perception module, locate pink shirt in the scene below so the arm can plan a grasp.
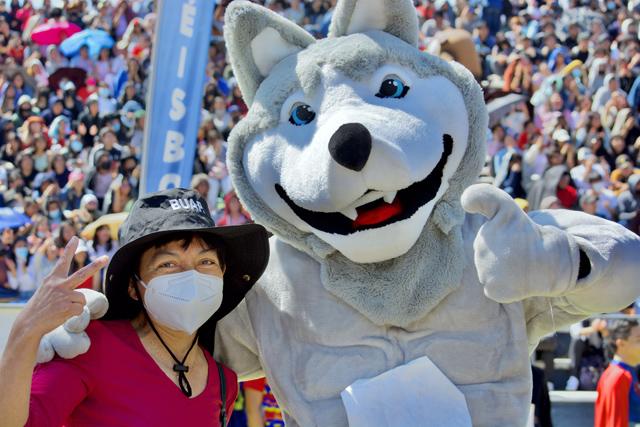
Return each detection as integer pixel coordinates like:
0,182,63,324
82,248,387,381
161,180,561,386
27,320,237,427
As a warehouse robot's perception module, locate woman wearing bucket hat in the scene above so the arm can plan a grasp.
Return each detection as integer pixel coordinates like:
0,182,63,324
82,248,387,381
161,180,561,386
0,188,269,427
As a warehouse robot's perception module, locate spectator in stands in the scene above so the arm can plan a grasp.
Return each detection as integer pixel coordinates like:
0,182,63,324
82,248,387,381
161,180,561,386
217,191,251,226
595,319,640,427
618,174,640,232
87,224,118,262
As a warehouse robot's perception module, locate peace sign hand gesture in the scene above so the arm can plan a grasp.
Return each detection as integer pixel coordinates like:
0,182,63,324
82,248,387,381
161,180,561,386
15,237,109,340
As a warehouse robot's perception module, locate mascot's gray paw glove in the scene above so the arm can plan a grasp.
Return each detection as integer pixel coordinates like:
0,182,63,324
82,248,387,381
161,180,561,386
461,184,580,304
36,289,109,364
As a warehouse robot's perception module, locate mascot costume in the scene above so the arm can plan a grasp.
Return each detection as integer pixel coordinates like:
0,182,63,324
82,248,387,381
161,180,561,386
39,1,640,426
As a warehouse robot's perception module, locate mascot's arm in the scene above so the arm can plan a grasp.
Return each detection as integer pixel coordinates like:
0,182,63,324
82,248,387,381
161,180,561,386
462,184,640,310
462,184,640,347
526,208,640,314
523,206,640,346
214,298,264,380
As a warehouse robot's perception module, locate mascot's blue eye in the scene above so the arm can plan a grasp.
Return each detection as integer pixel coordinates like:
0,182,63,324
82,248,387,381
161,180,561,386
289,103,316,126
376,77,410,99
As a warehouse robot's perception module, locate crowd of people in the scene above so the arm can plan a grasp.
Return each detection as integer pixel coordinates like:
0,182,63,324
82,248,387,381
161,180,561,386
0,0,638,425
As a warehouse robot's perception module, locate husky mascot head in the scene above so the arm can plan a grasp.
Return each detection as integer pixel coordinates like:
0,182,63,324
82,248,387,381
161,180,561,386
224,0,488,326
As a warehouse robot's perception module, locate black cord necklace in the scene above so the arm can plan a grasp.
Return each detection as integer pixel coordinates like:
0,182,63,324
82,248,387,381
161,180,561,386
134,282,199,397
145,312,199,397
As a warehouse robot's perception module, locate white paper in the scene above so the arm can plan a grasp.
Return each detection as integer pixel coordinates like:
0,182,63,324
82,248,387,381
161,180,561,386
340,356,472,427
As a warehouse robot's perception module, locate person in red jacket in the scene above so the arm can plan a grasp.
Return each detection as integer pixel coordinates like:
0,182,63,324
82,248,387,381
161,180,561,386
595,319,640,427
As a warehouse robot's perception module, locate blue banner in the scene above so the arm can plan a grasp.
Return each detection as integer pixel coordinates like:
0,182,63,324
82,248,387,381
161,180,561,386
140,0,216,196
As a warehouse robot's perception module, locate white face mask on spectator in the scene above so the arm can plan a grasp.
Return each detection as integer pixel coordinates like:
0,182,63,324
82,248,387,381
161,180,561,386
137,270,223,334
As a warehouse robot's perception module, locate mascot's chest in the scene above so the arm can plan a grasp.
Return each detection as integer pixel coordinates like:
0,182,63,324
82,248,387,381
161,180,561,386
248,232,532,426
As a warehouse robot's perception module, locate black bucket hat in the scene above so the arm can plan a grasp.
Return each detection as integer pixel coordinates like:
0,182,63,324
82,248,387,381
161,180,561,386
102,188,269,328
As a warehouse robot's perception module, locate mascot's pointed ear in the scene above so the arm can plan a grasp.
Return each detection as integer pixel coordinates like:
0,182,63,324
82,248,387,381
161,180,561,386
224,1,316,106
328,0,419,46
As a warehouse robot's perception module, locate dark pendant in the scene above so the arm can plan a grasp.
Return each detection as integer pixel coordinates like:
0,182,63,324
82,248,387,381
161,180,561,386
173,363,189,373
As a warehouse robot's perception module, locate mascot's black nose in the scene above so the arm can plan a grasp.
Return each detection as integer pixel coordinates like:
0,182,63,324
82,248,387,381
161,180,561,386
328,123,372,172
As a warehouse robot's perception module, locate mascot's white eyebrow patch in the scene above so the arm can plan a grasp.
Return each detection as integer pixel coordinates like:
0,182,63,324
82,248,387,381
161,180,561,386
275,134,454,234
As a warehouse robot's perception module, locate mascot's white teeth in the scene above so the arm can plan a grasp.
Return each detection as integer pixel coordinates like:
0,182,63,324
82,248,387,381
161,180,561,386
341,207,358,221
340,191,396,219
383,191,397,204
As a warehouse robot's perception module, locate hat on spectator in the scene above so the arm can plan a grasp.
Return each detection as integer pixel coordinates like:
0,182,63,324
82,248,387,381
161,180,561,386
62,81,76,92
577,147,594,162
99,127,117,139
93,149,111,166
540,196,561,210
587,170,603,182
17,95,32,107
75,239,89,255
33,172,56,189
87,93,99,104
121,100,143,114
119,146,137,163
616,154,631,165
552,128,571,143
80,194,98,209
579,191,598,206
191,173,209,190
434,0,448,9
621,160,635,170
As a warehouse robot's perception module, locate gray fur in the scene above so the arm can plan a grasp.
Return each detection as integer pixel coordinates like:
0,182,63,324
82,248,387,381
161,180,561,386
328,0,420,47
226,30,488,326
223,1,316,106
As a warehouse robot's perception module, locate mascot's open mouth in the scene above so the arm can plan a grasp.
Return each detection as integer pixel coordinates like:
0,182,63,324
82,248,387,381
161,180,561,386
275,134,453,235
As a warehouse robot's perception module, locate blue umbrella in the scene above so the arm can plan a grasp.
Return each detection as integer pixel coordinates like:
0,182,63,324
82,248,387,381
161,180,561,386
0,208,31,230
60,29,114,58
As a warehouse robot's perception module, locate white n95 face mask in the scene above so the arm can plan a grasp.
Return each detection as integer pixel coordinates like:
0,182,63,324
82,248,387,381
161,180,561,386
139,270,224,334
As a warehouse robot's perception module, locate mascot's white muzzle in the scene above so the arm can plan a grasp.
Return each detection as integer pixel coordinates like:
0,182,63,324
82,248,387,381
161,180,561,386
245,69,470,263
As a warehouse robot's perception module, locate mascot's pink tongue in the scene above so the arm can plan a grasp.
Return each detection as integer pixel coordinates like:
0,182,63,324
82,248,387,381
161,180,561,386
353,199,403,228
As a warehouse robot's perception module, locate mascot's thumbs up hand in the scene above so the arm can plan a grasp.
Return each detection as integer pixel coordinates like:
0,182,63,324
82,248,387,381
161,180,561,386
36,289,109,363
461,184,579,304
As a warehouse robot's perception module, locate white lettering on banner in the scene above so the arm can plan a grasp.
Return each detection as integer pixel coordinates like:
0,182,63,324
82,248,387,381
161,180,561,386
163,130,186,162
152,0,202,192
177,47,188,79
170,88,186,121
168,199,204,213
180,2,196,37
159,174,182,190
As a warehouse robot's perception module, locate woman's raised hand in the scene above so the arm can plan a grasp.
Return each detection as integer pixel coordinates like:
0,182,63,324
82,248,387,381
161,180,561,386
14,237,108,339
